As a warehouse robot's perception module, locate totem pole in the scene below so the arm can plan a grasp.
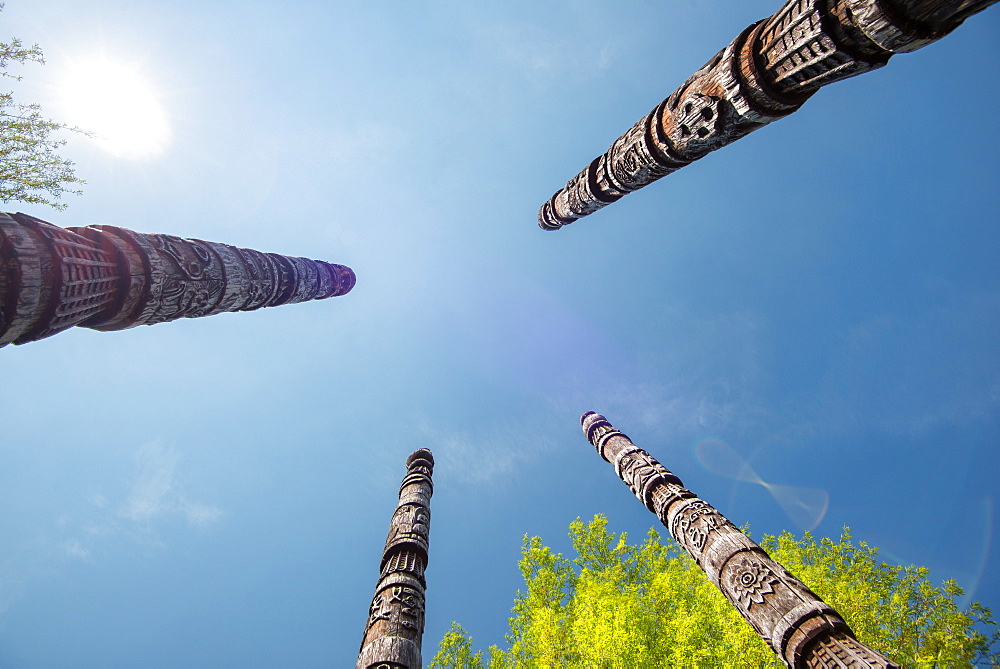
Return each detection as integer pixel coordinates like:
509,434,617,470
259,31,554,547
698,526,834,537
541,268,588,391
357,449,434,669
539,0,997,230
0,212,355,346
581,411,897,667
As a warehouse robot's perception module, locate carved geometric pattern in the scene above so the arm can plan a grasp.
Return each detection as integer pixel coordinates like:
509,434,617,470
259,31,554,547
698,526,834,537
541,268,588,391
758,0,881,94
27,218,121,342
382,550,425,580
538,0,994,230
668,93,726,158
806,629,896,668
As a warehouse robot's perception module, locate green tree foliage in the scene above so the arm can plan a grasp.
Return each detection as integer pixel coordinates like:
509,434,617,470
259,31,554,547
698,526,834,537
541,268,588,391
0,6,84,209
432,515,999,668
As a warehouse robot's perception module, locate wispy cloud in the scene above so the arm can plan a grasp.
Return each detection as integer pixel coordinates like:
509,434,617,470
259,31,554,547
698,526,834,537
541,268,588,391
57,439,224,561
596,44,613,71
0,442,224,629
120,440,223,528
62,540,91,560
121,440,181,523
413,415,560,489
547,307,774,445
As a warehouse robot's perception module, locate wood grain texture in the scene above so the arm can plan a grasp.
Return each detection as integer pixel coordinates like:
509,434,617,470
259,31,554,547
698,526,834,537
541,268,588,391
0,212,356,346
357,450,434,669
581,411,898,668
538,0,998,230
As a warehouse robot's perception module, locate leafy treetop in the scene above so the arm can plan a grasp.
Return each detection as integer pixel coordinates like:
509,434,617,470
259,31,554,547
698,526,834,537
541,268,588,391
0,6,84,210
432,515,999,668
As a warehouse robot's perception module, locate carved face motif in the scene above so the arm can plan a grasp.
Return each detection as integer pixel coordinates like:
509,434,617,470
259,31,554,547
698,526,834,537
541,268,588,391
388,504,430,547
411,508,429,537
154,235,214,280
155,276,219,321
147,235,225,321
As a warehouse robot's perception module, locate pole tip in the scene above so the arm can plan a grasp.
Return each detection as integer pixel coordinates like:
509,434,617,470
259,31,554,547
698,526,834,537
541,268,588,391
319,263,356,297
538,197,574,231
406,448,434,469
580,411,609,441
336,265,357,295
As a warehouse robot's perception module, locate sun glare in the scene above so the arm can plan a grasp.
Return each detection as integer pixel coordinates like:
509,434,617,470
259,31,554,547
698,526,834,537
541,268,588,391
58,57,171,160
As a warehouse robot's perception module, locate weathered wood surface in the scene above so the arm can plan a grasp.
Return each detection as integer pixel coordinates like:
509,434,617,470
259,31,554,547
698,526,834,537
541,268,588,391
539,0,998,230
581,411,898,668
0,212,355,346
357,449,434,669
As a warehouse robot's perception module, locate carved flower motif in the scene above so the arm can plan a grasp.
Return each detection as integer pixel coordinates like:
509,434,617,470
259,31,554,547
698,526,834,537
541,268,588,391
729,556,778,610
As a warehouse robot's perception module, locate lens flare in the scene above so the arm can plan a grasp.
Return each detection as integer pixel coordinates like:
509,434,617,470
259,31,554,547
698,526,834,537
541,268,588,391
957,495,994,610
695,438,829,531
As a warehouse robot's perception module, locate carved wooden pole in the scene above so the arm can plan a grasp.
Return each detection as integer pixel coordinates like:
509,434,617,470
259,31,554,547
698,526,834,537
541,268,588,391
539,0,998,230
0,212,355,346
357,449,434,669
581,411,897,667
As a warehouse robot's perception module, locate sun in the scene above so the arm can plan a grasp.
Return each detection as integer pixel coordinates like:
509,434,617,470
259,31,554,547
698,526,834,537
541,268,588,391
58,57,171,160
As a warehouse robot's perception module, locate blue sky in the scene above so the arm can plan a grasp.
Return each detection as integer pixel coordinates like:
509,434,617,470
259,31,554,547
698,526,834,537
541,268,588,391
1,0,998,665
